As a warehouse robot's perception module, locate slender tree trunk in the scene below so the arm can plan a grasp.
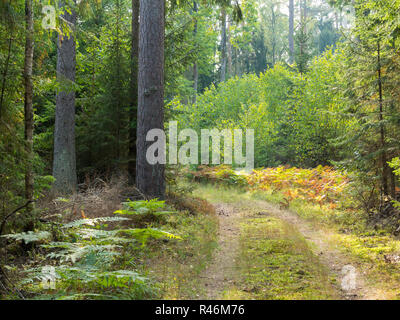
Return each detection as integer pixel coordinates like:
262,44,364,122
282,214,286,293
114,0,122,163
334,11,339,30
24,0,34,207
193,0,198,103
271,6,276,66
53,1,77,194
220,7,227,83
303,0,307,33
227,18,232,78
0,36,12,119
289,0,294,64
377,41,389,197
128,0,139,181
136,0,165,199
390,170,396,199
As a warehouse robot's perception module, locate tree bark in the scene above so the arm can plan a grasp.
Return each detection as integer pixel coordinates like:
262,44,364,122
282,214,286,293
289,0,294,64
377,41,389,197
220,7,227,83
0,36,12,120
53,1,77,194
136,0,165,199
128,0,140,181
24,0,34,207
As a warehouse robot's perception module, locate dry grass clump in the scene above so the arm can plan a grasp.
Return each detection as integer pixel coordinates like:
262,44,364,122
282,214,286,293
167,192,216,216
38,174,144,223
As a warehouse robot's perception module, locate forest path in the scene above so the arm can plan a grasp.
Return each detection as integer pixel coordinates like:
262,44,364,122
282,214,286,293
198,195,388,300
250,200,382,300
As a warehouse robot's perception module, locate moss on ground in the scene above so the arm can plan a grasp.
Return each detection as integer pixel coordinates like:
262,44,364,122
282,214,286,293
222,216,338,300
192,183,339,300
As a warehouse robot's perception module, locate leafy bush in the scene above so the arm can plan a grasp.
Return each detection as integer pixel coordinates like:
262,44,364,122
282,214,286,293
190,164,349,207
174,56,347,168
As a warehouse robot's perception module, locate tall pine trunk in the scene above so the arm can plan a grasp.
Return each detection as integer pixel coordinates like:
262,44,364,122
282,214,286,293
289,0,294,64
129,0,139,181
53,1,77,194
136,0,165,199
24,0,34,206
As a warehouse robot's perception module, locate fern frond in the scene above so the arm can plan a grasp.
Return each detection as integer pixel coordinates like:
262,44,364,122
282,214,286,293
1,231,51,244
63,217,129,228
118,228,182,245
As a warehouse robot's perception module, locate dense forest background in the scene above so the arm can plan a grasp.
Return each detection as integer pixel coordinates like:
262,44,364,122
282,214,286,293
1,0,351,209
2,0,400,230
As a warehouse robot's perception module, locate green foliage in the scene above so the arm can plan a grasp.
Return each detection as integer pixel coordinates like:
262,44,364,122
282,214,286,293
174,54,347,168
389,158,400,178
330,0,400,215
3,198,182,299
2,231,52,244
119,228,182,246
389,158,400,209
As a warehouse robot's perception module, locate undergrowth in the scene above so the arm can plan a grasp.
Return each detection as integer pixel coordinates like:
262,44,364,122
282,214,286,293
0,177,219,301
142,193,218,299
1,198,184,300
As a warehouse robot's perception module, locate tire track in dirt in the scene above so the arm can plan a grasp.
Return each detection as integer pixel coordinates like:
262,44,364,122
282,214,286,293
199,204,241,299
199,198,389,300
249,199,389,300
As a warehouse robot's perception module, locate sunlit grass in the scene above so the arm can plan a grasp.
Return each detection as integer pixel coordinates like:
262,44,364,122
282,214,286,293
142,201,219,299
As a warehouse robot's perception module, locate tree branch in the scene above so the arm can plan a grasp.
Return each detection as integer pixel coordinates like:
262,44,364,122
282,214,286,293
0,200,35,236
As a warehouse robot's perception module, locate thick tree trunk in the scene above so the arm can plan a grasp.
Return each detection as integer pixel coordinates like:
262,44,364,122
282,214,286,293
24,0,34,206
128,0,140,181
289,0,294,64
220,7,227,83
136,0,165,199
53,1,77,194
193,0,198,103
